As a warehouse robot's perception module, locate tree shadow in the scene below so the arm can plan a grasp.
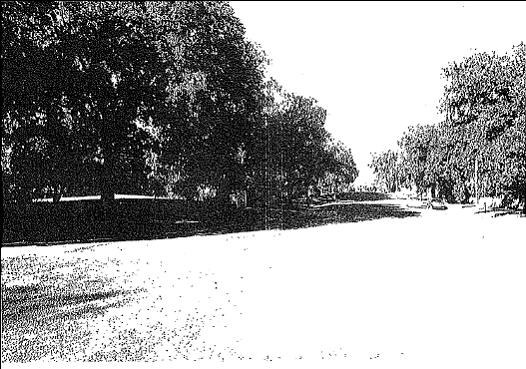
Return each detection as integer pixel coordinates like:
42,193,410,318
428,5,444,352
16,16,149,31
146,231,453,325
2,197,420,246
2,285,124,319
335,191,392,202
206,202,420,234
1,281,140,362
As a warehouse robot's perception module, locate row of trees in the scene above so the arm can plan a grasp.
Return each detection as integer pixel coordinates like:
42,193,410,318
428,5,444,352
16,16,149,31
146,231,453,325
369,43,525,209
2,1,358,206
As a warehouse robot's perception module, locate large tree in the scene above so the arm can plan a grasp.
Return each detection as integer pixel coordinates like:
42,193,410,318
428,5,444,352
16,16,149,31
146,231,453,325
440,43,526,207
151,1,268,203
2,1,359,211
2,2,168,203
2,2,68,202
60,2,168,203
250,80,357,205
384,44,525,207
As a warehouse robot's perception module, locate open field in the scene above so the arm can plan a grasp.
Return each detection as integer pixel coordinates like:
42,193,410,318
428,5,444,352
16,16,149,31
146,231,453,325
2,201,525,368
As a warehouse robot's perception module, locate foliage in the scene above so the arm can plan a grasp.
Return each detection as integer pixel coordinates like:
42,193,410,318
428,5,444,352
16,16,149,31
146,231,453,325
249,81,358,205
2,1,358,207
320,139,359,195
2,2,166,202
372,43,525,209
149,2,268,202
439,43,526,204
369,149,404,193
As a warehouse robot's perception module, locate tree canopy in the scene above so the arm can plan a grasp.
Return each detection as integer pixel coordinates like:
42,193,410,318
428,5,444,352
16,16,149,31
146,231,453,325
2,1,358,207
370,43,526,209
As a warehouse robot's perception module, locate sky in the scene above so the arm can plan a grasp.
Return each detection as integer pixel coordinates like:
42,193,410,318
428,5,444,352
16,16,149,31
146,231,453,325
230,1,526,185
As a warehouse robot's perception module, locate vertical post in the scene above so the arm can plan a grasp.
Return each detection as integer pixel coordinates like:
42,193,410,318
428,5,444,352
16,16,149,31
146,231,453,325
264,118,269,230
475,157,479,204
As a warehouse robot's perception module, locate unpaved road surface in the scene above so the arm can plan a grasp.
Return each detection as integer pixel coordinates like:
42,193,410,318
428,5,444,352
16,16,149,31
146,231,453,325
2,202,525,367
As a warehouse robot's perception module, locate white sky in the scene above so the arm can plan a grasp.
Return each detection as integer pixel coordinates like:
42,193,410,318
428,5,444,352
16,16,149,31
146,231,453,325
230,1,526,184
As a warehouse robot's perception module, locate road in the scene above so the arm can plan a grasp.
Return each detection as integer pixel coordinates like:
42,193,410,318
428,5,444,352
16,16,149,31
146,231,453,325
2,202,525,368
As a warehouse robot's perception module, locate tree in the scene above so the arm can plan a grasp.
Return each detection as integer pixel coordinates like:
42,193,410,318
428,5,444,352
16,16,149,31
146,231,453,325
60,2,168,203
369,149,403,193
151,1,268,203
322,139,359,195
250,80,357,206
383,43,525,207
398,124,441,197
2,1,68,202
440,43,526,208
2,1,360,212
3,2,174,203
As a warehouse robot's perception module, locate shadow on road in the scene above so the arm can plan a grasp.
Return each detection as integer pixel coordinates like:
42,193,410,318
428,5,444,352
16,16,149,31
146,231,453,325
2,196,420,246
1,279,134,362
0,252,149,362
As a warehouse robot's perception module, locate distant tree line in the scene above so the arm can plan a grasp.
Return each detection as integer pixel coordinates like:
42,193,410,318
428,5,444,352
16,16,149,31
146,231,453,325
369,43,525,209
2,2,358,206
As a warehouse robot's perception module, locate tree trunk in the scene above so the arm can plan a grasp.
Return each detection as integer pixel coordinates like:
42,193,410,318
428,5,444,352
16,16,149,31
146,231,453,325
52,186,62,203
101,154,115,206
100,112,117,206
101,185,115,204
216,174,232,207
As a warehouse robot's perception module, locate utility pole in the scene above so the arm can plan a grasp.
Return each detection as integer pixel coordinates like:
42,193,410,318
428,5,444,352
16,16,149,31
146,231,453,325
475,157,479,204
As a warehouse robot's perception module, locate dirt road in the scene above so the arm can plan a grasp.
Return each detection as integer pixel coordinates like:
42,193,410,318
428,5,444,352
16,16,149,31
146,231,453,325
2,202,524,367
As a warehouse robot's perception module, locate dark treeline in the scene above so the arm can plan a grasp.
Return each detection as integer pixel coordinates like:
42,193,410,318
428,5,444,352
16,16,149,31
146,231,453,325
370,44,526,210
2,2,358,207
